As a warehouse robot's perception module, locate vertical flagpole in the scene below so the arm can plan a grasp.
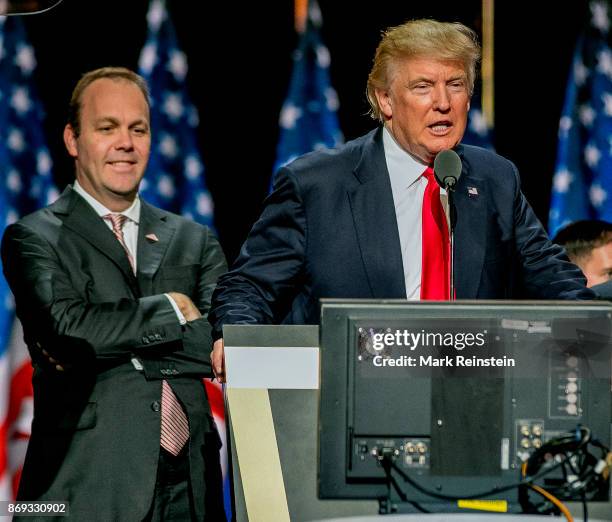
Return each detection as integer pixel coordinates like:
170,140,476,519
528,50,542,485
295,0,308,33
481,0,495,128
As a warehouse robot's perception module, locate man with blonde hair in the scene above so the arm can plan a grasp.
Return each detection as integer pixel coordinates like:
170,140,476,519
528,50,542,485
209,19,592,381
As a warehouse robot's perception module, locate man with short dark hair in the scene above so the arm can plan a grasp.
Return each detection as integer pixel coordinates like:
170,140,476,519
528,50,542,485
553,219,612,298
2,67,227,520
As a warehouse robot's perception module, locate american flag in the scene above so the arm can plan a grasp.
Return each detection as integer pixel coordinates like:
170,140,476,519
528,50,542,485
463,84,495,150
0,15,58,502
549,0,612,237
138,0,214,228
271,1,343,188
137,1,230,519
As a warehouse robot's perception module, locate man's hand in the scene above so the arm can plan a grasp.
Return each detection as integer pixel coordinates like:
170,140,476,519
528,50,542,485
42,349,64,372
211,338,225,383
167,292,202,321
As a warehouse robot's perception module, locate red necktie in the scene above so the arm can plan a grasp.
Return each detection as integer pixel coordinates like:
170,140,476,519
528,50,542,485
420,167,450,300
104,213,189,455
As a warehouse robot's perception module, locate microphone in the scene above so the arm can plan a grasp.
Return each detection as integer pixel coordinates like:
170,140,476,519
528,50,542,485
433,150,462,191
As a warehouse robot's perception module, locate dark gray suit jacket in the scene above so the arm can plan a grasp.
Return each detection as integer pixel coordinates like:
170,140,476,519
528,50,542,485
1,186,227,521
210,127,594,336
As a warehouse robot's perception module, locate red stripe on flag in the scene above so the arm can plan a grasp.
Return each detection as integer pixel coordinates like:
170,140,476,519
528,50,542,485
0,421,7,484
204,380,224,421
7,362,33,435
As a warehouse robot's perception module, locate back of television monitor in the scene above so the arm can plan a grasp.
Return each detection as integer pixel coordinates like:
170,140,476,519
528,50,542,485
318,300,612,516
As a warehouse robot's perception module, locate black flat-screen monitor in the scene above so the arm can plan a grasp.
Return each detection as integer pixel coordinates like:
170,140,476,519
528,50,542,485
318,300,612,509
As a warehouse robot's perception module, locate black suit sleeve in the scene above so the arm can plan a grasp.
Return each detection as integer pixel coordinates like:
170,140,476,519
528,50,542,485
2,221,182,362
510,165,595,300
208,168,307,339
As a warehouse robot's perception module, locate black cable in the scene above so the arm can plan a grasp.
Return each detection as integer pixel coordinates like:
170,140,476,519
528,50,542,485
388,446,585,502
380,453,430,513
385,426,600,504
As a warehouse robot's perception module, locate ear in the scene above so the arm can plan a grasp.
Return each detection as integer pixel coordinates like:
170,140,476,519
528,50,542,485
374,88,393,120
63,124,78,158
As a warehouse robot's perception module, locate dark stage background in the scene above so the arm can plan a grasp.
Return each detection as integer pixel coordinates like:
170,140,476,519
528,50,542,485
21,0,589,263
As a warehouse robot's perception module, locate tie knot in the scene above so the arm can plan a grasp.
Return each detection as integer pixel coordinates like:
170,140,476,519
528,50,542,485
423,166,435,181
104,213,128,233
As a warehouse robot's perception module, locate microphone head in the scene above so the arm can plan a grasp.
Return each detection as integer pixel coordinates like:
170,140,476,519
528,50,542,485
433,150,462,190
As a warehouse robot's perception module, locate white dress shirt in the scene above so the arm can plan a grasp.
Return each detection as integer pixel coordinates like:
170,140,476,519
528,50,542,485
383,127,447,300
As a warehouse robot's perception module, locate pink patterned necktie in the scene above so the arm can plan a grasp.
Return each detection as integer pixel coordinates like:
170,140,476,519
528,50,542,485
103,213,189,456
103,213,135,273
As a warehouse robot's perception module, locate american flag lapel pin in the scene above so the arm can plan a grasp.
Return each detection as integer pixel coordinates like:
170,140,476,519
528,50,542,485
467,186,479,198
145,233,159,242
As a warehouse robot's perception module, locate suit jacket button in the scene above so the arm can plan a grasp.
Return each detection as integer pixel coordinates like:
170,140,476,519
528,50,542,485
151,401,161,412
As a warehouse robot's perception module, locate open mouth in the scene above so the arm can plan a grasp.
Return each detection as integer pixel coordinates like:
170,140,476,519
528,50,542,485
428,121,453,135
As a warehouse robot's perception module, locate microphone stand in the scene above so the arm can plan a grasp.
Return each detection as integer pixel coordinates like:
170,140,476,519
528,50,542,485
445,180,457,301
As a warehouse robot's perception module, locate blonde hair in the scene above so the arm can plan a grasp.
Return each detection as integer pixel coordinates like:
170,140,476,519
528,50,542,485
366,19,481,122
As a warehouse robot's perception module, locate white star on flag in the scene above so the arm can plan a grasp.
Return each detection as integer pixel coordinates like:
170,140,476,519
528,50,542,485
6,170,21,193
324,87,339,111
316,44,330,68
138,43,158,75
591,1,609,32
159,134,179,158
11,86,32,115
157,174,176,198
578,104,596,126
8,128,25,152
162,93,184,121
553,169,574,193
589,183,607,207
469,109,489,136
584,143,601,167
602,91,612,116
36,150,52,175
558,115,573,136
14,44,35,76
597,48,612,78
147,0,166,32
279,103,303,129
574,59,589,85
185,155,203,179
167,50,188,81
196,193,213,216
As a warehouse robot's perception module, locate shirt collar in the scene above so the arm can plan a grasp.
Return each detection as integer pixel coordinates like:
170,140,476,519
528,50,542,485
73,180,140,224
382,126,428,189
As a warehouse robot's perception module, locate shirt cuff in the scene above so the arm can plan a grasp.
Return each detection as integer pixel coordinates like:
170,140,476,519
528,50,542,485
164,293,187,325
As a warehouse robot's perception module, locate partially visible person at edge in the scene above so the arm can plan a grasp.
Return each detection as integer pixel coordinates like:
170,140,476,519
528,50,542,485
208,19,594,382
2,67,227,520
553,219,612,299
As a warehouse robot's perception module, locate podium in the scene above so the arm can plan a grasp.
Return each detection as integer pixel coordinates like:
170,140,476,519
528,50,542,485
224,324,379,522
223,301,612,522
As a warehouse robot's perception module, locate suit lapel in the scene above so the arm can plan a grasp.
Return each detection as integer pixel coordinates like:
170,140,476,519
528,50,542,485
347,128,406,298
56,187,140,297
453,146,487,298
137,201,176,296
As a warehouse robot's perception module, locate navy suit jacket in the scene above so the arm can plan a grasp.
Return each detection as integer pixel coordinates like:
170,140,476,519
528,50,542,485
210,127,593,337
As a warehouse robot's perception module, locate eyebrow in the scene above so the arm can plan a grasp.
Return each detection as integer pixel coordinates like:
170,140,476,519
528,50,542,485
94,117,149,128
